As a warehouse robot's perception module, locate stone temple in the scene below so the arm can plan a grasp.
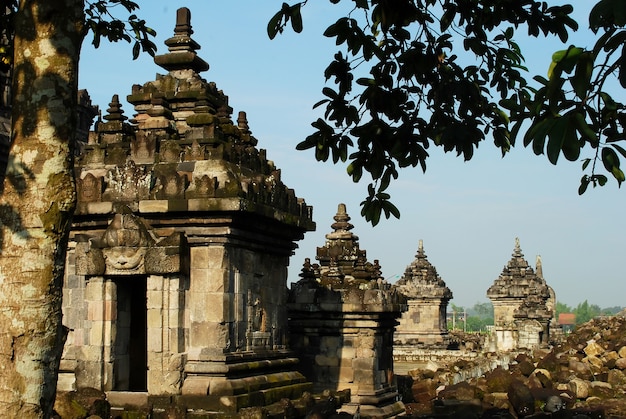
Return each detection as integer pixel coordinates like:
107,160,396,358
59,7,316,413
394,240,453,347
288,204,407,417
487,238,554,351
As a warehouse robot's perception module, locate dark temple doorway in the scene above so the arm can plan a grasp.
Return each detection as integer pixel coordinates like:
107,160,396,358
114,276,147,391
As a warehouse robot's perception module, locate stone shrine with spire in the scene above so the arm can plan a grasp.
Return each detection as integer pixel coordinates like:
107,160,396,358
394,240,453,346
487,238,554,351
287,203,406,418
60,7,315,414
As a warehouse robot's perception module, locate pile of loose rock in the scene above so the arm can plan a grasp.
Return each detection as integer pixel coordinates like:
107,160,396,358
404,312,626,418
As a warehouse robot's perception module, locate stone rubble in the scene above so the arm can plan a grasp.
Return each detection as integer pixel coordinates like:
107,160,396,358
403,311,626,418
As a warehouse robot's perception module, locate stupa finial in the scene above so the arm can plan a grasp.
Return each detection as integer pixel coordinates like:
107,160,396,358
154,7,209,73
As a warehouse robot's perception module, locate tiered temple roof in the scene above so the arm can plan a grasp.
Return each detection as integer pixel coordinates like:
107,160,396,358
305,203,386,289
75,7,314,236
487,238,551,302
396,240,453,301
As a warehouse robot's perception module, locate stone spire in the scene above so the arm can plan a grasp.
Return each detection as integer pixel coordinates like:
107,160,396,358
396,240,452,299
96,94,133,148
154,7,209,73
328,203,356,238
536,255,543,279
307,203,388,287
487,238,548,300
103,94,127,122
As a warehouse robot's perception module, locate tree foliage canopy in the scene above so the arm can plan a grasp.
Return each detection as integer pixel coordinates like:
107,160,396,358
556,300,623,325
269,0,625,225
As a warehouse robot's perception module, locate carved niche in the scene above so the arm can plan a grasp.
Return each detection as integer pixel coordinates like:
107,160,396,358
75,211,185,276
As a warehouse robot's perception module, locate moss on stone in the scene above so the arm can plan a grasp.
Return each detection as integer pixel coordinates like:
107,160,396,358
187,113,216,126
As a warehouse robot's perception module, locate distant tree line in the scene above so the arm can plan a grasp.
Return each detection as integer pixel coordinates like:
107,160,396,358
448,301,624,332
555,300,623,325
448,302,494,333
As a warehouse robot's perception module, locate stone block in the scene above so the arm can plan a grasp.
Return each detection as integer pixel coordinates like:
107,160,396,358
356,347,375,358
568,378,590,399
71,328,85,346
147,275,163,291
56,373,77,392
583,355,603,370
86,201,113,214
147,290,163,310
139,200,168,213
103,280,116,300
190,246,210,268
169,328,185,352
89,325,103,345
315,354,339,367
608,369,626,386
584,341,605,357
168,290,183,310
190,292,225,322
338,366,354,384
189,321,226,350
88,301,103,321
147,329,163,353
206,246,226,268
190,268,229,293
340,346,356,360
147,308,164,329
321,336,341,352
66,274,81,290
84,279,104,301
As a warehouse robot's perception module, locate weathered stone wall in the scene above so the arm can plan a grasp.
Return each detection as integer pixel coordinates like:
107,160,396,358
396,300,449,345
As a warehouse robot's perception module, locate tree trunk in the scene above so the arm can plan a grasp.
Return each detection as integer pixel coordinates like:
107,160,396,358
0,0,84,417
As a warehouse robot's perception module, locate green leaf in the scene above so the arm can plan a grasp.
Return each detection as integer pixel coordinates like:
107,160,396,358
602,30,626,53
572,52,593,99
595,174,608,186
290,3,303,33
573,112,598,144
581,158,591,171
549,46,583,78
590,0,626,31
600,92,618,110
132,41,140,59
383,200,401,219
267,6,286,39
578,175,590,195
602,147,625,184
612,143,626,159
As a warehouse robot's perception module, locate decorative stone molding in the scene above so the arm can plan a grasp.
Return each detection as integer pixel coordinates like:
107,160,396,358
75,211,185,276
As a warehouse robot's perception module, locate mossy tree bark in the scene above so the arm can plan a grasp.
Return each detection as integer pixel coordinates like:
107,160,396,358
0,0,84,417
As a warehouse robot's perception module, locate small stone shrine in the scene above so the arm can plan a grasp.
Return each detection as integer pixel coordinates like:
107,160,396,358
60,8,315,414
486,238,553,351
394,240,453,346
287,204,406,418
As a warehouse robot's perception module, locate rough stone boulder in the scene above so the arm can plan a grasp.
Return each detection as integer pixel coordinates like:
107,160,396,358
53,388,110,419
400,312,626,418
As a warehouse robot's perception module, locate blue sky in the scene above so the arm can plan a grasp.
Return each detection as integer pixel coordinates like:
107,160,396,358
78,1,625,309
